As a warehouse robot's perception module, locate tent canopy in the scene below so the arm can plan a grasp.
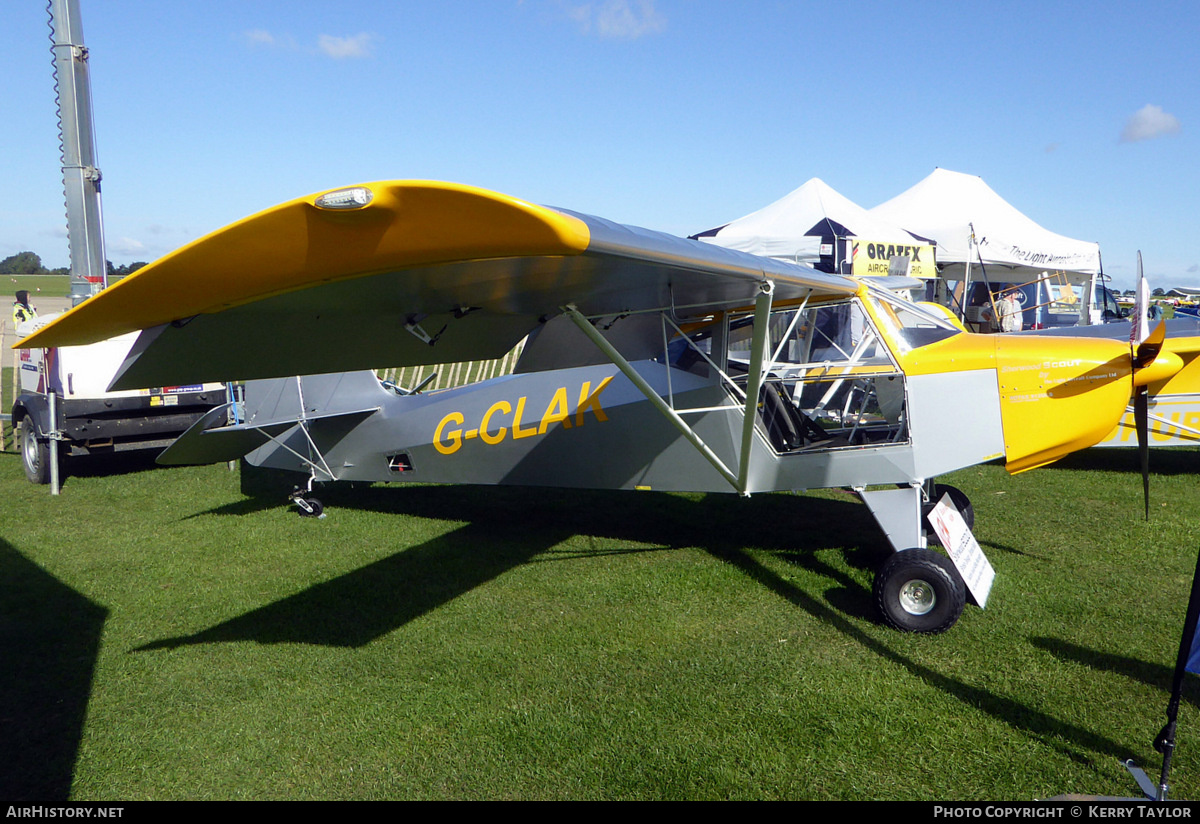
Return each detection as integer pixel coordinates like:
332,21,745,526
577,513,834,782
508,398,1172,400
869,168,1101,277
693,177,924,264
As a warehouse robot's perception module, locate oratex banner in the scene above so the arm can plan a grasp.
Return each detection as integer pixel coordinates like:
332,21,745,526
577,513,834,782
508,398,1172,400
850,239,937,279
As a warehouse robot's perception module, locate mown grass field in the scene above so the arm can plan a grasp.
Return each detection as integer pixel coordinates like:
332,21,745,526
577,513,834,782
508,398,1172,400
3,383,1200,800
4,274,71,298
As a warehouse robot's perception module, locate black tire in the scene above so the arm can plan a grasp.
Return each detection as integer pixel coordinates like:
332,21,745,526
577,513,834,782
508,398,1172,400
19,418,51,485
873,549,966,634
922,483,974,544
297,497,324,518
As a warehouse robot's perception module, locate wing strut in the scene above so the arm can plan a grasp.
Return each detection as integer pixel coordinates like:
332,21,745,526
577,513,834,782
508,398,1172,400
563,304,740,493
563,282,775,497
736,281,774,493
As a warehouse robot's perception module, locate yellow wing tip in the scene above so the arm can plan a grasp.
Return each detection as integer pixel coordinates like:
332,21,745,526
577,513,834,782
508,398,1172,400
309,180,591,252
12,180,594,350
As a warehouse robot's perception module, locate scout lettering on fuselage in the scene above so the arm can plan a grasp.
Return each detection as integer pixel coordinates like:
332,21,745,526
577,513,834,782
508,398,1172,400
433,377,615,454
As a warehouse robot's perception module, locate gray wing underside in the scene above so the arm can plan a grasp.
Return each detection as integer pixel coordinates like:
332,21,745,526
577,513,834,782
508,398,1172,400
113,210,855,390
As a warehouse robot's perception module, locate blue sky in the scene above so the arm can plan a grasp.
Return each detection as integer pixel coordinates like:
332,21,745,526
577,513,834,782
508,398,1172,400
3,0,1197,290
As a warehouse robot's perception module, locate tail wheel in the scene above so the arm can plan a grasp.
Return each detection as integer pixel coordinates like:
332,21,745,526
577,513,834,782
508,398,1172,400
874,549,966,634
296,497,324,518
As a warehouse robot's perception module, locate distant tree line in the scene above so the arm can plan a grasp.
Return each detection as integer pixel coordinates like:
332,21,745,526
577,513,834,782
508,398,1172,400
0,251,64,275
0,251,146,277
108,260,148,277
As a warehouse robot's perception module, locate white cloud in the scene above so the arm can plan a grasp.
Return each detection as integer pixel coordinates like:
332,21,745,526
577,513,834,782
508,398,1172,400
317,33,376,59
243,29,275,46
1120,104,1181,143
569,0,666,39
105,238,147,261
111,237,147,256
239,29,298,51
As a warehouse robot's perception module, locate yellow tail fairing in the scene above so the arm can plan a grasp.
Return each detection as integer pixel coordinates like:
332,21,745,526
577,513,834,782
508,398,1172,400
18,181,593,349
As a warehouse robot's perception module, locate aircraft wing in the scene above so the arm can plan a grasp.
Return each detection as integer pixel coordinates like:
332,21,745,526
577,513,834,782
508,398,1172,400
17,181,858,389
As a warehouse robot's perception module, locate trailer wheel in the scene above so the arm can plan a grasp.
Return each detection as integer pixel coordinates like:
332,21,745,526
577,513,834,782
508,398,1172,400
19,418,51,485
873,549,966,634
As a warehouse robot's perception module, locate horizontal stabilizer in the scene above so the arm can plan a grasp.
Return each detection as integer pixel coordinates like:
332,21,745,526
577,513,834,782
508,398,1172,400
157,404,265,466
157,402,378,466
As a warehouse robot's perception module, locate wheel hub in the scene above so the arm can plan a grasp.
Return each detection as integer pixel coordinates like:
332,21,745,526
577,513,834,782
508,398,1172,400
899,579,936,615
22,427,38,469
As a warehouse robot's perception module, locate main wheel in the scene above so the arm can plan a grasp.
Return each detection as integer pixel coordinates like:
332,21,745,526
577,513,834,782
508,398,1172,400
873,549,966,634
19,418,51,485
922,483,974,545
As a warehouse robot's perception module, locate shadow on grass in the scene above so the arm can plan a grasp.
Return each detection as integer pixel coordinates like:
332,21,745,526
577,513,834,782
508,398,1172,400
143,484,880,650
719,547,1138,765
1044,447,1200,476
236,465,886,555
38,447,171,492
977,538,1040,560
150,478,1139,763
0,540,107,802
1029,636,1200,710
136,518,569,651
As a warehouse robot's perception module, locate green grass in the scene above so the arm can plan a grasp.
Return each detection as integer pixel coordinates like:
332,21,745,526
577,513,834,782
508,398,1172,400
3,381,1200,799
4,274,71,298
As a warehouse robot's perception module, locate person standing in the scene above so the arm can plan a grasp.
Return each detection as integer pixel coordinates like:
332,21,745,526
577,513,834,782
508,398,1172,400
994,290,1023,332
11,290,36,327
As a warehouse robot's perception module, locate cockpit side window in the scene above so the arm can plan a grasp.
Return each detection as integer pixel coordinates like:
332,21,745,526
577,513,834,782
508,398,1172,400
726,298,911,452
658,295,936,453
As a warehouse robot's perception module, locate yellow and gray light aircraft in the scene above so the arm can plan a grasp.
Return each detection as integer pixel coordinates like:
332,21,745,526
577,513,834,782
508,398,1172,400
18,181,1197,633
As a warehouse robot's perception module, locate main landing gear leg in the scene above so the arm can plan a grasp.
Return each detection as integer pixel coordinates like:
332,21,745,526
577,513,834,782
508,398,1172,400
858,484,970,634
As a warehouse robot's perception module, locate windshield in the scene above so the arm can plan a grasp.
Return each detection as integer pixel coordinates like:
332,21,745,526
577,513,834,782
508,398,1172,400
867,288,961,354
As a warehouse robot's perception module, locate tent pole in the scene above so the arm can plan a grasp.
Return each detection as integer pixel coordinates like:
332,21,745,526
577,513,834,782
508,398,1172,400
961,229,972,325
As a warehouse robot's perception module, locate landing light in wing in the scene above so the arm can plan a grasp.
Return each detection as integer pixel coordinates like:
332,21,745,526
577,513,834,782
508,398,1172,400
314,186,373,210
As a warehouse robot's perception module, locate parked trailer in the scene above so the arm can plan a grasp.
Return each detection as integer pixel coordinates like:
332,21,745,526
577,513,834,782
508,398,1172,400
12,314,227,484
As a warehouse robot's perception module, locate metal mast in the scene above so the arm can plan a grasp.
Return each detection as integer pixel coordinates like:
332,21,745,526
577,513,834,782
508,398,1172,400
49,0,107,305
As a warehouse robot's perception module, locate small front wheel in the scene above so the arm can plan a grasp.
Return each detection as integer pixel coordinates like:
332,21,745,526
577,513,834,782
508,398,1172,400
873,549,966,634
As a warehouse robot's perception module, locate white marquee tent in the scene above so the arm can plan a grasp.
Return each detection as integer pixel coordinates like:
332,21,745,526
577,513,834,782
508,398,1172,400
692,177,925,271
868,168,1102,278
